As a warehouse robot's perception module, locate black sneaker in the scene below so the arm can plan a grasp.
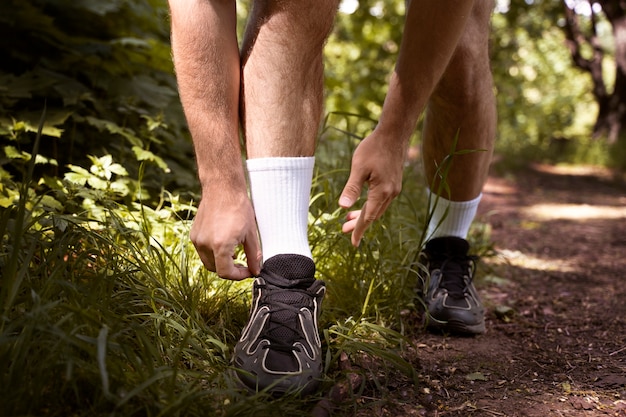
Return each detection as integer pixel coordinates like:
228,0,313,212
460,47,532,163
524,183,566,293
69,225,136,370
232,254,325,396
421,237,485,335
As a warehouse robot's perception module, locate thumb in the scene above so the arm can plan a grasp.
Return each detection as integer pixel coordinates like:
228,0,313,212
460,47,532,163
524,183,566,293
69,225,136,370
339,172,365,209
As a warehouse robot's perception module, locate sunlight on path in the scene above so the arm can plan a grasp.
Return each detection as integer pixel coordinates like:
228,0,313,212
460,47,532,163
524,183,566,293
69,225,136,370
493,249,578,273
523,203,626,221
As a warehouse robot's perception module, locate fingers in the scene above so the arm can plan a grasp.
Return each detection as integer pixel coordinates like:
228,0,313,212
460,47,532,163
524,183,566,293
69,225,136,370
339,164,369,246
351,201,379,247
194,239,260,281
342,206,372,247
352,197,393,246
195,247,217,273
341,192,394,247
341,210,361,234
213,247,254,281
351,203,369,246
339,171,365,209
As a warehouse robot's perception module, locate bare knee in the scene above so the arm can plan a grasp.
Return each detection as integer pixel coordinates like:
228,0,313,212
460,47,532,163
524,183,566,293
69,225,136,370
246,0,338,51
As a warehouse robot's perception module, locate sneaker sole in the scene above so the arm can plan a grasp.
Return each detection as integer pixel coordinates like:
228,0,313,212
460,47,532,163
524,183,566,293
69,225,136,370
426,318,486,336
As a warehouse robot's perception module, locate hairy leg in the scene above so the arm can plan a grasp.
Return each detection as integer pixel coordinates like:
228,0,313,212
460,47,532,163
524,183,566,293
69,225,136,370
422,0,497,201
240,0,338,261
241,0,339,158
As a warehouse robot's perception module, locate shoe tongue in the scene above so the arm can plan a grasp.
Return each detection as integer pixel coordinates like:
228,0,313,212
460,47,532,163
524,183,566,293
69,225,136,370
425,237,470,259
426,238,471,299
262,254,316,288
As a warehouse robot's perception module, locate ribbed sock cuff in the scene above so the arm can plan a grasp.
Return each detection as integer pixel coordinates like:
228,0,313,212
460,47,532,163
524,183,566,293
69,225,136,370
425,189,481,240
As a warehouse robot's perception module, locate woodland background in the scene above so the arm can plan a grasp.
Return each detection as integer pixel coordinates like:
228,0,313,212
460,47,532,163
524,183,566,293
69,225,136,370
1,1,625,416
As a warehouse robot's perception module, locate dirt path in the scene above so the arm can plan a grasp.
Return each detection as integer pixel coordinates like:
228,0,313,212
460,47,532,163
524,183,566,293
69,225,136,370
391,164,626,416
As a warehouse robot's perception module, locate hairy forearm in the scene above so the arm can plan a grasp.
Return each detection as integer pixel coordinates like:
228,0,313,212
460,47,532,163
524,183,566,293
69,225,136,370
169,0,246,192
376,0,476,144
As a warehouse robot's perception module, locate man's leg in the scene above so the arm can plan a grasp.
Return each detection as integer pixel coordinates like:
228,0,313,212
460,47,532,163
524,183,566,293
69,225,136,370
232,0,338,395
421,0,496,335
423,0,496,210
242,0,337,261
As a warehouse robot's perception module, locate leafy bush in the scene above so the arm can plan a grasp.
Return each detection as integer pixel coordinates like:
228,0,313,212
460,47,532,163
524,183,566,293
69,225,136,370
0,0,195,207
0,117,439,415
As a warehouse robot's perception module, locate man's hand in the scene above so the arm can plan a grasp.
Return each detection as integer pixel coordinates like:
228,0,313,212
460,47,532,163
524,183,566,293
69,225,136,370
339,129,405,246
190,190,262,280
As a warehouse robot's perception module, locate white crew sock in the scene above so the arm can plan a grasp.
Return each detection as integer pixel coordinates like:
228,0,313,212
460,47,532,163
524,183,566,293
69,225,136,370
246,157,314,263
425,188,482,241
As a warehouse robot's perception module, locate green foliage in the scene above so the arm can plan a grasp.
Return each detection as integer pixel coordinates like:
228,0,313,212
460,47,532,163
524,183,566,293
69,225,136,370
490,1,600,165
0,109,422,416
325,4,405,119
0,203,233,416
0,6,435,413
0,0,196,206
326,1,615,168
312,112,446,322
1,107,499,415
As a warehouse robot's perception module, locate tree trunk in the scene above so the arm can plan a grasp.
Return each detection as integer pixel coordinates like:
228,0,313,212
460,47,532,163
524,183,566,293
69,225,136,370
594,3,626,143
563,0,626,143
593,57,626,144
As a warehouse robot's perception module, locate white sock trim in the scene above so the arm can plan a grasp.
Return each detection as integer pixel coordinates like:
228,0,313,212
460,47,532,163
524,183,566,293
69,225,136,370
426,189,481,240
246,157,314,262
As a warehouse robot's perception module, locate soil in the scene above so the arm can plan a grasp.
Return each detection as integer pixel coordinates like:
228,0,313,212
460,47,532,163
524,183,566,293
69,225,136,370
333,163,626,417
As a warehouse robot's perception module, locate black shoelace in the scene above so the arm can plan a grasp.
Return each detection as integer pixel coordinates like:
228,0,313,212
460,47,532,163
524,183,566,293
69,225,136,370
436,255,478,299
258,283,313,353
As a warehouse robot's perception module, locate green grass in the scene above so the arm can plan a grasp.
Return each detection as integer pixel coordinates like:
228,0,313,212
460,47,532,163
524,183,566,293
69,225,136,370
0,112,494,416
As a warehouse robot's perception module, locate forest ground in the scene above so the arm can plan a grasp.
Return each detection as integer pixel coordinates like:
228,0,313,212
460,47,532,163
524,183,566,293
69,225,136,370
336,162,626,417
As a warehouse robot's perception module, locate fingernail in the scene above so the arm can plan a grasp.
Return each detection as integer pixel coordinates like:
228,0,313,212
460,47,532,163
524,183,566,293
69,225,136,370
339,196,352,207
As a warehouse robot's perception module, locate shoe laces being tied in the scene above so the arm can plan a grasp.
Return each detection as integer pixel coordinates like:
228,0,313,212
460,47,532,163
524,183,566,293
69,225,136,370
258,279,315,354
252,254,323,373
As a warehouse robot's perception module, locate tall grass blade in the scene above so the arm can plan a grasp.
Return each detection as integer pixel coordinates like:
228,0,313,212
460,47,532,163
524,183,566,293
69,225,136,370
1,105,46,319
97,325,113,400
